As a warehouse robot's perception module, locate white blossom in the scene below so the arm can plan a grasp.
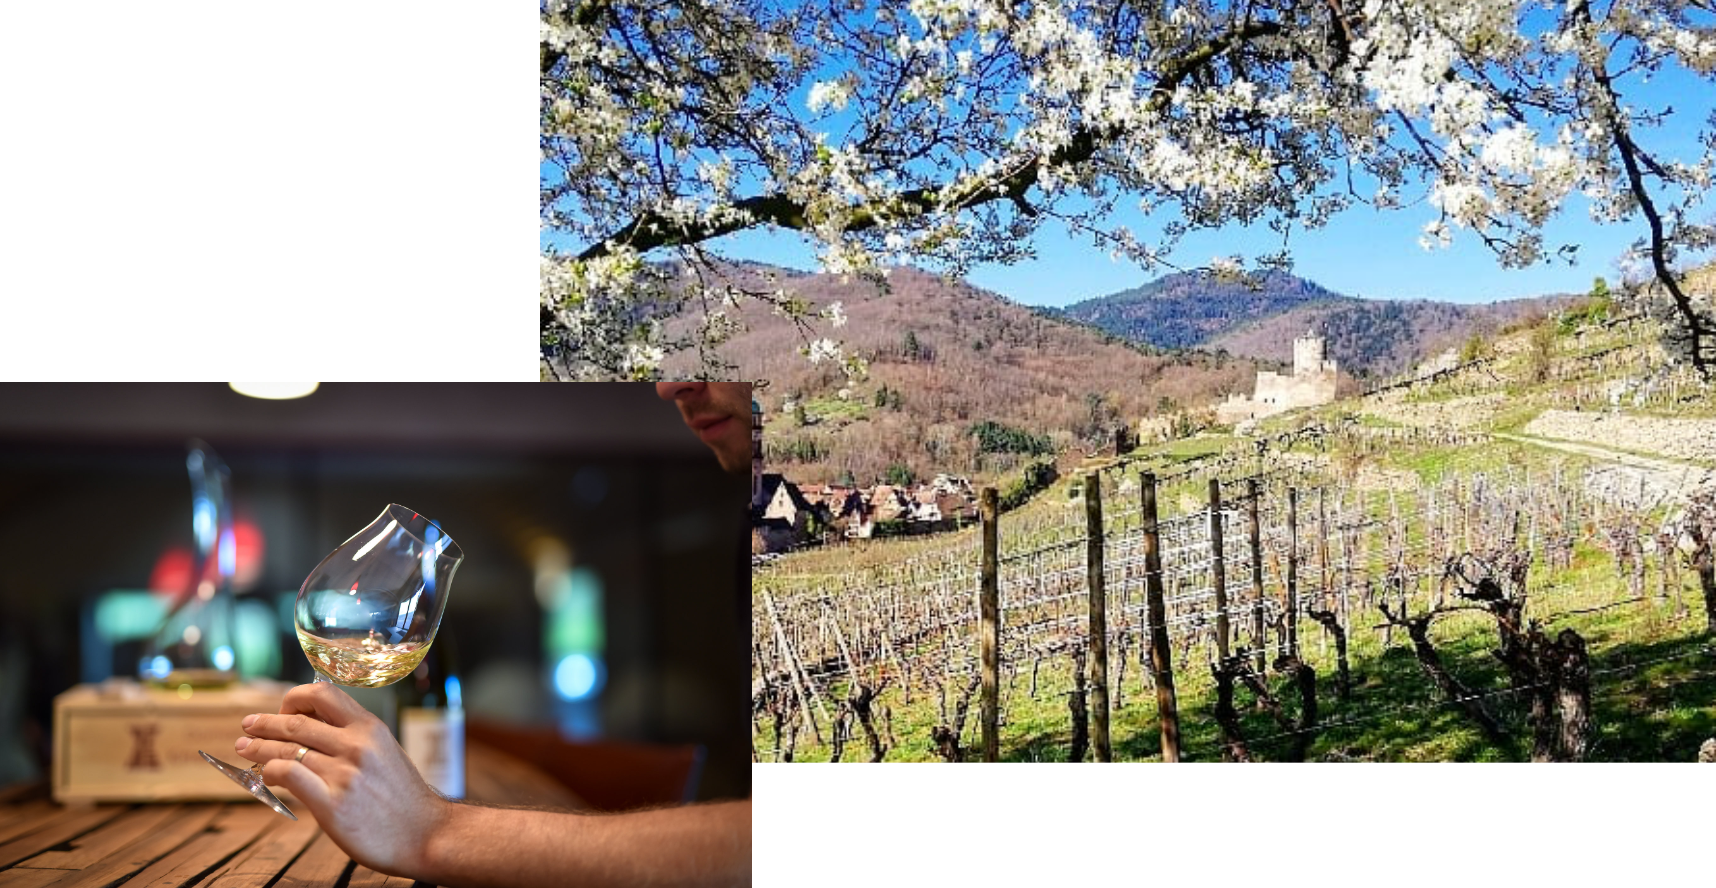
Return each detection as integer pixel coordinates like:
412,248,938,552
807,79,851,113
806,337,842,365
541,0,1716,377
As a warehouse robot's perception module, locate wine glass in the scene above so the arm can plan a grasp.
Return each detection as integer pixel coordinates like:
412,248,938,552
201,504,463,819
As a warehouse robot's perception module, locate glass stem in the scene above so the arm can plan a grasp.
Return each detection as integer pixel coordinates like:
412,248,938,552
312,673,334,684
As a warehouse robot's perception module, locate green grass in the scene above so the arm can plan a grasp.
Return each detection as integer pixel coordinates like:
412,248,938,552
1488,402,1544,435
1357,433,1602,485
762,465,1710,765
768,558,1716,763
1146,434,1235,461
804,396,868,424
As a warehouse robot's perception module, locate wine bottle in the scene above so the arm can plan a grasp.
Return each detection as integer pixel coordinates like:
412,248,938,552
397,629,464,798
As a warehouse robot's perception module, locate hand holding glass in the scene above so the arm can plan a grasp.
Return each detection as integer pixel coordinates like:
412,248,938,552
202,505,463,818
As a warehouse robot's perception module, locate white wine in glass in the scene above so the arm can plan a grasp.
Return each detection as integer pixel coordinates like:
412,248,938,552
201,504,463,818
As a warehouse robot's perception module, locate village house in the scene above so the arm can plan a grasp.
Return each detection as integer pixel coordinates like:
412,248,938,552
752,473,813,554
827,487,875,539
912,488,977,530
749,404,980,548
797,484,874,540
867,485,914,525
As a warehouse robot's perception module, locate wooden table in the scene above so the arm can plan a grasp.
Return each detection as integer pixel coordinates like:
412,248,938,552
0,741,587,888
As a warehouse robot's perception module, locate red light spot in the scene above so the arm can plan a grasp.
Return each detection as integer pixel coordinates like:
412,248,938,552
350,581,360,593
148,547,194,598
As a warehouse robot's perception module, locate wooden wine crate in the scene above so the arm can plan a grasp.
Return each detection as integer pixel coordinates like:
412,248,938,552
53,679,296,804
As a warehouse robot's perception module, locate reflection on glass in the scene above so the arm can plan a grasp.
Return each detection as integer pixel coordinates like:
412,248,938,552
201,504,462,819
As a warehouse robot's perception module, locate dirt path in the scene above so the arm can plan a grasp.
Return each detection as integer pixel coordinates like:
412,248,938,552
1494,432,1715,505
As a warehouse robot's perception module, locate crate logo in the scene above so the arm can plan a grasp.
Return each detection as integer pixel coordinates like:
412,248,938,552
127,723,161,770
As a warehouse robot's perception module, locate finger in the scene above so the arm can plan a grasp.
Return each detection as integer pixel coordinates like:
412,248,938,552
236,736,334,771
242,711,352,756
261,757,333,811
279,682,371,728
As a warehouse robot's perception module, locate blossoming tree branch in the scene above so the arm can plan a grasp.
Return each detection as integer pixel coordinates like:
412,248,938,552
539,0,1716,380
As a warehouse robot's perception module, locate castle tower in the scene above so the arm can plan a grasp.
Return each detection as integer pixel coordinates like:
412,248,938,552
751,398,764,509
1293,330,1330,377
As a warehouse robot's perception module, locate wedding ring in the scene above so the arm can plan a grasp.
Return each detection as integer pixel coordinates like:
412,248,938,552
294,746,310,763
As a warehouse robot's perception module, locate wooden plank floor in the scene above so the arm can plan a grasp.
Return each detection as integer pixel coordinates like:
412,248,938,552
0,800,432,888
0,738,585,887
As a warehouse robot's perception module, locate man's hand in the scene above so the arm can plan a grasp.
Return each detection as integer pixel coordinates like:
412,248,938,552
235,682,448,877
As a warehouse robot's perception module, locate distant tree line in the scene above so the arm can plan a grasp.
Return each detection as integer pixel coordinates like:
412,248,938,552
968,420,1054,456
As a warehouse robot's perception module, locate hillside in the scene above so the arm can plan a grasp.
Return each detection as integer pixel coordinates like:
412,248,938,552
662,263,1256,486
1208,295,1577,376
755,278,1716,764
1060,269,1575,377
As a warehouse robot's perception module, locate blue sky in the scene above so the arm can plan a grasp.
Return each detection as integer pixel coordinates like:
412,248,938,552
549,21,1716,310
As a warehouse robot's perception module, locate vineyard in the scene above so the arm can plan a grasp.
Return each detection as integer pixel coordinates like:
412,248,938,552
753,331,1716,762
755,466,1716,762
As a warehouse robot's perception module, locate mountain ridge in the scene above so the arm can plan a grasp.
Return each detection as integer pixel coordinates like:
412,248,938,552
1056,269,1577,376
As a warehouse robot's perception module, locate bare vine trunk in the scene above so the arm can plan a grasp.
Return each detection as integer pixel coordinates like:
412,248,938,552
1381,601,1506,742
1551,630,1591,762
1211,656,1252,762
1699,555,1716,635
849,682,889,762
931,673,983,762
1069,646,1089,763
1306,607,1350,701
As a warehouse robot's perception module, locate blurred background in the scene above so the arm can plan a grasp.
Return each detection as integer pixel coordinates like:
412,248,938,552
0,383,748,803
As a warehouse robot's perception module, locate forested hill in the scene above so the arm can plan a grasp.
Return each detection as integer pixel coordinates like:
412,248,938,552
661,262,1256,486
1057,270,1576,377
1055,270,1345,350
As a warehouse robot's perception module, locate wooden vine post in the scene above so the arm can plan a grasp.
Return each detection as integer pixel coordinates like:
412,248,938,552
979,486,1000,763
1141,472,1181,762
1248,478,1266,676
1085,472,1112,762
1209,478,1230,660
1286,486,1299,660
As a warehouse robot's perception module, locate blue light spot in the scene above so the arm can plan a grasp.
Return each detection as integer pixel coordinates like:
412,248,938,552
212,646,235,671
421,526,439,590
192,496,216,550
553,654,602,701
146,656,172,680
445,675,463,710
218,529,235,576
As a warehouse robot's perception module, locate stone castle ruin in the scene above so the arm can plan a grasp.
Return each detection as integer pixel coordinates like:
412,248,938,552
1216,331,1339,424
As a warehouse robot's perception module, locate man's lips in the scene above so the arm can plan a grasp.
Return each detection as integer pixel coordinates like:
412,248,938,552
691,415,733,436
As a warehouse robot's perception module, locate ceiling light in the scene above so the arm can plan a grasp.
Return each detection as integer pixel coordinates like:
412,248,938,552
229,382,319,400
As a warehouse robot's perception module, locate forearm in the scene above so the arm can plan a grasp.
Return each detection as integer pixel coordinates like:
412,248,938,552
416,799,752,888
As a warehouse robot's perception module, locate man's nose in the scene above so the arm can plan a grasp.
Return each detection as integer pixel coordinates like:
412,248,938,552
655,381,705,401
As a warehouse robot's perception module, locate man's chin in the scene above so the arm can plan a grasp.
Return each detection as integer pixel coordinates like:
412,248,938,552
716,448,748,475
